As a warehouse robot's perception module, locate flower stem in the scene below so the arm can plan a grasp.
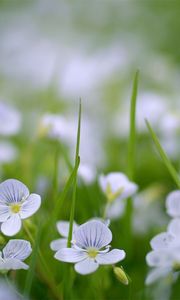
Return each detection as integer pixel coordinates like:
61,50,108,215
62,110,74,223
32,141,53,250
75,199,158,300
67,100,81,247
23,223,62,300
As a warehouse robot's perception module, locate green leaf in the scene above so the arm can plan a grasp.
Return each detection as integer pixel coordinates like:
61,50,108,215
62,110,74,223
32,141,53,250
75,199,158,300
146,119,180,188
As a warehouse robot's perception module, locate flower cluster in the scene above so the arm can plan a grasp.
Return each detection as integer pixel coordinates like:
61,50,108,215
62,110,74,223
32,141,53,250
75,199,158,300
0,179,41,272
146,190,180,284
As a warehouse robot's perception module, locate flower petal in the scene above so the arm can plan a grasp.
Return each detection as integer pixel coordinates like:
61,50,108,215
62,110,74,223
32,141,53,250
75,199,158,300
146,250,174,267
1,214,22,236
74,220,112,249
50,238,67,251
145,267,172,285
96,249,126,265
168,218,180,238
106,200,125,220
3,239,32,260
56,221,78,237
0,179,29,204
75,258,99,275
0,204,10,222
20,193,41,219
0,258,29,270
54,248,87,263
166,190,180,218
150,232,174,250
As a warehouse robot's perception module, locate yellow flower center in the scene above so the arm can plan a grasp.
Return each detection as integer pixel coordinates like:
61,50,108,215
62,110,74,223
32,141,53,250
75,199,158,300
106,183,124,203
87,248,98,258
10,203,21,213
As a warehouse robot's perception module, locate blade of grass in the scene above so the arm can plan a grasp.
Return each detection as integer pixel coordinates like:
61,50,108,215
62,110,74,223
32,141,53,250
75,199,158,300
67,100,81,247
124,71,139,256
127,70,139,180
146,119,180,188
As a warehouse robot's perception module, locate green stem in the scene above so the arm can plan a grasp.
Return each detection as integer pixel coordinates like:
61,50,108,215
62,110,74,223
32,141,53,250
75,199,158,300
67,100,81,247
23,223,62,300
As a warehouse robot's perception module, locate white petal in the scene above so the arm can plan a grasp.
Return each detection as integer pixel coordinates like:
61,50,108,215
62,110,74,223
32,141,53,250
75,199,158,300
99,172,138,200
75,258,99,275
54,248,87,263
168,218,180,238
20,193,41,219
0,179,29,204
1,214,22,236
96,249,126,265
150,232,174,250
145,267,172,285
146,250,174,267
106,200,125,220
56,221,78,237
0,204,10,222
50,238,67,251
74,220,112,249
0,258,29,270
3,239,32,260
166,190,180,217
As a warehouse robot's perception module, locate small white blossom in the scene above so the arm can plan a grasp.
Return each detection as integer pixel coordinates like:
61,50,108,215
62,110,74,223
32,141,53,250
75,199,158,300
146,218,180,284
54,220,125,275
0,179,41,236
0,142,18,164
0,239,32,271
50,219,109,251
99,172,138,219
78,163,96,185
166,190,180,218
0,102,21,136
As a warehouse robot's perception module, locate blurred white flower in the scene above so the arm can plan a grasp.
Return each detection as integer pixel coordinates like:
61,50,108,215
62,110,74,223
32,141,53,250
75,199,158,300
0,142,18,163
0,280,20,300
166,190,180,218
0,102,21,136
99,172,138,219
146,218,180,284
133,185,167,235
40,113,105,168
78,163,96,185
0,239,32,271
54,220,125,275
0,179,41,236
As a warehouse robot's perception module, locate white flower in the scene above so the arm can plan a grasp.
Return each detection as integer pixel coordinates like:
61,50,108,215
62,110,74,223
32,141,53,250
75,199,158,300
78,163,96,185
0,179,41,236
99,172,138,219
0,280,20,300
146,218,180,284
0,102,21,136
50,221,79,251
50,219,110,251
0,142,18,164
0,239,32,271
166,190,180,218
54,220,125,275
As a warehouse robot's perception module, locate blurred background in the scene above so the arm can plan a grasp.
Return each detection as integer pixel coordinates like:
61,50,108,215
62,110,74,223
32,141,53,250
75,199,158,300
0,1,180,299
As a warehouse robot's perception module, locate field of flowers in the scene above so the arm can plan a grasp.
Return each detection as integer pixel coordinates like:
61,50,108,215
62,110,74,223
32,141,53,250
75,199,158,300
0,1,180,300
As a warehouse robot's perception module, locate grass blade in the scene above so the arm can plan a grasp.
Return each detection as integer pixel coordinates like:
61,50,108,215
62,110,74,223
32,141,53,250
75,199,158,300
127,70,139,180
146,119,180,188
67,100,81,247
